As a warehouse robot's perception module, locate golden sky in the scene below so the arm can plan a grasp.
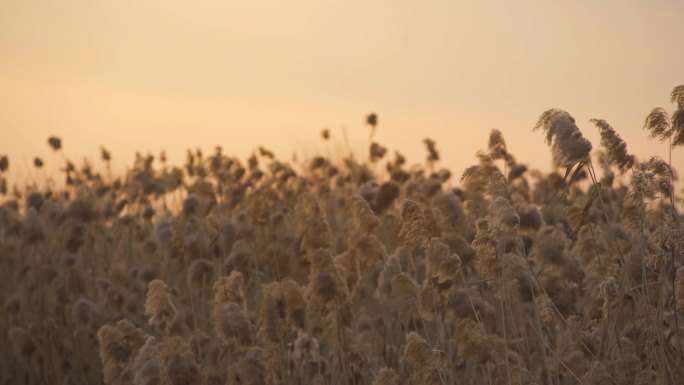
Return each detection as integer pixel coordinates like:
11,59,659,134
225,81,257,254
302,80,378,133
1,0,683,181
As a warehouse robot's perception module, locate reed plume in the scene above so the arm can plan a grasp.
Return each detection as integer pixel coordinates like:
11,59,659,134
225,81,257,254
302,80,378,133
97,319,149,377
48,136,62,151
644,107,672,142
403,332,443,385
257,282,286,346
370,142,388,161
211,302,252,347
423,138,440,163
279,278,307,330
232,346,267,385
591,118,635,172
398,199,429,247
425,237,461,285
295,192,332,252
305,249,350,308
158,336,205,385
144,279,178,334
347,195,380,242
212,271,246,310
534,108,592,167
533,225,567,265
132,337,161,385
644,85,684,146
461,164,509,199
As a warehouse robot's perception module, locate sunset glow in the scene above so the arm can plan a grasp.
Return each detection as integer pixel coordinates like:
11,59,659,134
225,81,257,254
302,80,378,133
2,1,683,177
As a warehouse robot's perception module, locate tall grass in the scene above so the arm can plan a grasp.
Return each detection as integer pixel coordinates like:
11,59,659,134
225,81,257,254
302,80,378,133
1,87,683,385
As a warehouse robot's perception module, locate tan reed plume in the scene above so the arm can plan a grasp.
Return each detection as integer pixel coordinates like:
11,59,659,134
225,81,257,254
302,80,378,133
144,279,178,334
534,108,592,167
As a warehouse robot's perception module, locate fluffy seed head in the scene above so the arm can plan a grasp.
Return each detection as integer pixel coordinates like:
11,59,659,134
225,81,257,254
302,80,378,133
591,118,635,172
536,294,555,327
158,336,205,385
423,138,440,163
188,258,215,286
97,319,148,368
391,273,419,302
373,181,400,214
453,319,489,365
488,129,509,162
489,196,520,233
212,271,246,309
280,278,307,330
211,302,252,346
236,346,268,385
367,113,378,127
0,155,8,172
645,107,671,141
534,109,592,167
403,332,442,384
71,298,98,325
295,192,331,251
461,165,509,199
398,199,429,247
672,85,684,108
257,282,286,346
144,279,178,334
132,337,162,385
48,136,62,151
563,204,584,232
306,249,349,307
426,238,461,285
432,192,465,231
533,226,567,265
370,142,388,161
347,195,380,242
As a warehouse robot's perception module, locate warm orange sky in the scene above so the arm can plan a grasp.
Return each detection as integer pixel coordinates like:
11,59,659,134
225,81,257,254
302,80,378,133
1,1,683,182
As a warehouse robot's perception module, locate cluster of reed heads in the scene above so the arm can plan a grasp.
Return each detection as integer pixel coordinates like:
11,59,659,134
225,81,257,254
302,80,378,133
1,86,684,385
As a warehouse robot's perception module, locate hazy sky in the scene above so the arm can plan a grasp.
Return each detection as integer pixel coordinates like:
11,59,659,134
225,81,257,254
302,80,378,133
1,0,683,182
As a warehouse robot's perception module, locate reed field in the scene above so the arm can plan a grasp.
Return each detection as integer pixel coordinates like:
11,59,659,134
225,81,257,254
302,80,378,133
2,86,684,385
